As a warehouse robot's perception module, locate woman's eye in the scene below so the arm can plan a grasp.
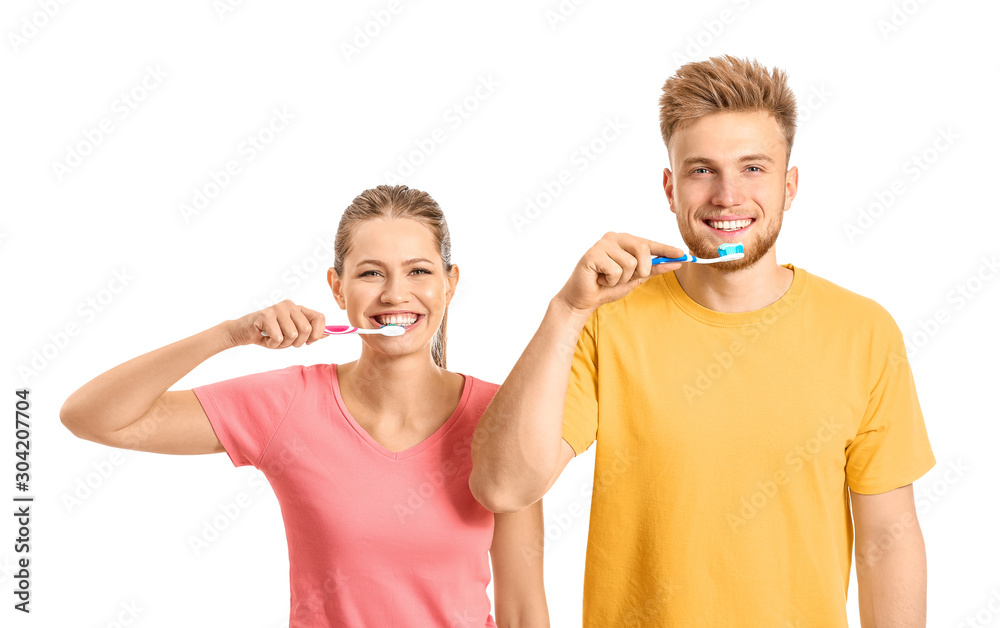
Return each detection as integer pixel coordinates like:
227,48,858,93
359,270,381,278
411,268,431,275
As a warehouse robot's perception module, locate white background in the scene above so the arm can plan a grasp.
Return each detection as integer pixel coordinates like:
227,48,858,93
2,0,998,626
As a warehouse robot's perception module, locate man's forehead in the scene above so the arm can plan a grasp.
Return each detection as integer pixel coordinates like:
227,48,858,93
669,111,787,165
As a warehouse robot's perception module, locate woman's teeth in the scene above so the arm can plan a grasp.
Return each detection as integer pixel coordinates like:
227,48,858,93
376,314,418,326
707,219,752,231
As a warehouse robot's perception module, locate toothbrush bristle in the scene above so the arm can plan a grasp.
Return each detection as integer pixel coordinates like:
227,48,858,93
718,243,744,256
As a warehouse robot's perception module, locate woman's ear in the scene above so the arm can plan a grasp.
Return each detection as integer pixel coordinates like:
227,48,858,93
445,264,460,306
328,268,347,310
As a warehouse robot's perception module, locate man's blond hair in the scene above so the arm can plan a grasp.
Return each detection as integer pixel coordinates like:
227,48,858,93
659,55,798,162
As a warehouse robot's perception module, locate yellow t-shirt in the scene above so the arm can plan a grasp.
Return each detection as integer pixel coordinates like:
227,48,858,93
562,264,935,627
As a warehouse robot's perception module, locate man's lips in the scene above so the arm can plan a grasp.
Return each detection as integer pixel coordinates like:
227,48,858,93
703,216,755,235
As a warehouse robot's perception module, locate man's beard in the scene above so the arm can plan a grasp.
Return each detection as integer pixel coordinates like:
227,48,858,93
678,209,783,273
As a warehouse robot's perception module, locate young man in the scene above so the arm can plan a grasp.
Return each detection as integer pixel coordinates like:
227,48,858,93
470,55,934,627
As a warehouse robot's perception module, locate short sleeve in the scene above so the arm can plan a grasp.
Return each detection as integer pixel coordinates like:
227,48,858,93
562,311,599,456
192,365,305,468
845,318,935,494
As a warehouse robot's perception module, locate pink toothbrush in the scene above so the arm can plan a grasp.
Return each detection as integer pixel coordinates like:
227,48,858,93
323,324,405,337
260,324,405,338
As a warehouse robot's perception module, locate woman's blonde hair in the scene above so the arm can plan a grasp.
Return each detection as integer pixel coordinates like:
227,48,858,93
333,184,453,369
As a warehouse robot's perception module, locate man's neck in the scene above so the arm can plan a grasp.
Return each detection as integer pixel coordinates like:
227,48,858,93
673,254,794,313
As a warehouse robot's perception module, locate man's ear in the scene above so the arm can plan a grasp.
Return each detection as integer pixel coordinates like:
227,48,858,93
328,268,347,310
445,264,460,306
663,167,676,214
783,165,799,212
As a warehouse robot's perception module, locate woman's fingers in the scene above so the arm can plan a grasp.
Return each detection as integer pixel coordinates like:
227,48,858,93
249,300,325,349
258,314,283,348
287,308,312,348
301,307,327,344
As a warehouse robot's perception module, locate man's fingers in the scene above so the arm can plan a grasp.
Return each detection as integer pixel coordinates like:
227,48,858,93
604,246,640,285
618,240,652,279
591,252,624,287
610,232,685,261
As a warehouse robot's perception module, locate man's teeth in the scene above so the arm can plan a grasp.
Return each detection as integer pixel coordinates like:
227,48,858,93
377,314,418,326
708,219,752,231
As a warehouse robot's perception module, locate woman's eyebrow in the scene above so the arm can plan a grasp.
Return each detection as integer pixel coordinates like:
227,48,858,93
357,258,433,267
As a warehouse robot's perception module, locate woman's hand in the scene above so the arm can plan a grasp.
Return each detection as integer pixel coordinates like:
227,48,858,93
225,299,328,349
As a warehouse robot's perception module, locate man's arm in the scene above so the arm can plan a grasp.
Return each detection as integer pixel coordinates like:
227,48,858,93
469,233,684,513
851,484,927,627
490,500,550,627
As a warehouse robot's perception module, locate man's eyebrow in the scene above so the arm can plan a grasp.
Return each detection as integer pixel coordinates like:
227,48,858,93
680,153,776,167
356,258,433,267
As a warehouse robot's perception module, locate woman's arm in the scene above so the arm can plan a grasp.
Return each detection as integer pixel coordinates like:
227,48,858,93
490,500,550,628
59,300,326,454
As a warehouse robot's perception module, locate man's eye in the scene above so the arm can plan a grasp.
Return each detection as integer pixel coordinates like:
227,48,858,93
746,166,762,172
692,168,710,174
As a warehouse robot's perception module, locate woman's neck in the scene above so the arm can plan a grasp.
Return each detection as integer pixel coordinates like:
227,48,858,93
337,348,452,423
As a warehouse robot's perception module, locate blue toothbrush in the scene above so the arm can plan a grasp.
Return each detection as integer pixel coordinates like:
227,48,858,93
652,243,744,265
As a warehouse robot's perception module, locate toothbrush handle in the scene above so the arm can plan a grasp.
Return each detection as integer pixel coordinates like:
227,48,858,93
261,325,362,338
324,325,359,335
652,255,695,265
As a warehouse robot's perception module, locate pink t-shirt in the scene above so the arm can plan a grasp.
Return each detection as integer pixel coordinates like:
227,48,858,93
193,363,498,628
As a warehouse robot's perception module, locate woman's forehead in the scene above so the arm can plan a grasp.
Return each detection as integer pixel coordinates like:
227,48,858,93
345,218,440,262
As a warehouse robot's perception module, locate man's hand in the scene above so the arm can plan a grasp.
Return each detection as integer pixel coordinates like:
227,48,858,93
554,232,685,316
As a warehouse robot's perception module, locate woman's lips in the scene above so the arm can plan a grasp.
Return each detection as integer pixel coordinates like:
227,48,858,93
368,314,424,330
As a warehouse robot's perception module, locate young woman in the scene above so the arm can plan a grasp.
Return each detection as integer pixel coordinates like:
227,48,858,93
60,185,549,627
